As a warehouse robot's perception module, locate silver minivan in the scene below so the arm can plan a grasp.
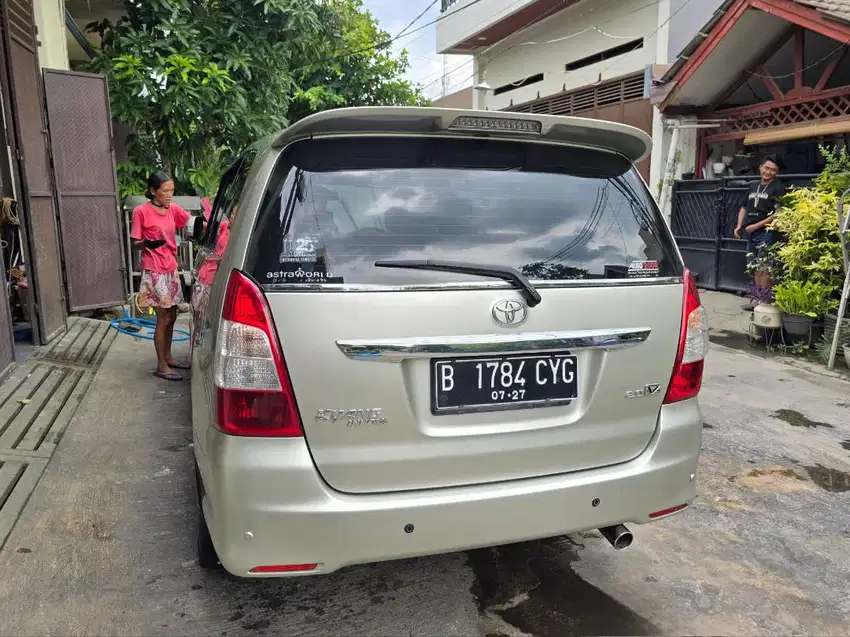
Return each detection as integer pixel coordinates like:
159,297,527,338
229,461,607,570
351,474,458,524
188,107,708,577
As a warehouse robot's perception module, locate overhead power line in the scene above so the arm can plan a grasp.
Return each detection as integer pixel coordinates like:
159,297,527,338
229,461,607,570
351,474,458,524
289,0,493,74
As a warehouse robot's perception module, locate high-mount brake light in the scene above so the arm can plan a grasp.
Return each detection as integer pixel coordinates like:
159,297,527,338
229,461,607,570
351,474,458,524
213,270,303,437
449,115,542,134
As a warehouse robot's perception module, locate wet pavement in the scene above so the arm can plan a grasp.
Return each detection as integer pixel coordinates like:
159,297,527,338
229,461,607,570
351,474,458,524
1,328,850,636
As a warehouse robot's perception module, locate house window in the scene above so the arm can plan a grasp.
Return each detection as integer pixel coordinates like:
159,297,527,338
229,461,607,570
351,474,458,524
493,73,545,96
565,39,644,72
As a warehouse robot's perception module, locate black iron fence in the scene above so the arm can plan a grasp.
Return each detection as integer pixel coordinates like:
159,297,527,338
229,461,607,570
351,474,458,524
670,174,816,293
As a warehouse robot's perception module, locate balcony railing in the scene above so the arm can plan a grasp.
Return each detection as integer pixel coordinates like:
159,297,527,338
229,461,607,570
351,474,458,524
441,0,461,11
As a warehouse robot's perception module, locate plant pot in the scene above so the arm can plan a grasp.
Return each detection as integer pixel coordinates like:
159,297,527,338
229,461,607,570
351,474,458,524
753,271,772,289
753,303,782,329
782,314,813,337
809,319,825,348
843,343,850,369
825,311,850,344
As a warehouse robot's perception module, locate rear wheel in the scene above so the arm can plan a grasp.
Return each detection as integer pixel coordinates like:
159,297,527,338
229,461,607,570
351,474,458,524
195,462,220,570
197,511,220,570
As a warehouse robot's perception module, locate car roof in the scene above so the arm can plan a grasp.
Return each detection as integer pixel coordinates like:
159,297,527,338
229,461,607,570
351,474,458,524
270,106,651,164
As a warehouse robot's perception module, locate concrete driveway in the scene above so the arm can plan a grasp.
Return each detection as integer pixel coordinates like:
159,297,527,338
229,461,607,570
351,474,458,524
0,332,849,636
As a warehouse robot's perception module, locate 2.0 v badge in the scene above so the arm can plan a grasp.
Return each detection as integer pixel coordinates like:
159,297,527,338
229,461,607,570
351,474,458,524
625,384,661,399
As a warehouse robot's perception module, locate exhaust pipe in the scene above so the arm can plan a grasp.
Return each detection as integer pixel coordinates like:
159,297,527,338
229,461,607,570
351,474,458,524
599,524,633,550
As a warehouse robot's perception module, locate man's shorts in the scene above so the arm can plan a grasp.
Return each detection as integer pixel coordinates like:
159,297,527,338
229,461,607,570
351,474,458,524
746,229,774,267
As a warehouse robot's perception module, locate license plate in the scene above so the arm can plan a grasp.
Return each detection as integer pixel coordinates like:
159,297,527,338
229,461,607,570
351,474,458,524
432,353,578,414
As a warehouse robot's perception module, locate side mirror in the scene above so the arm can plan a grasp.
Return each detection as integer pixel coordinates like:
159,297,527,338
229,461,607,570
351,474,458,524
189,215,205,243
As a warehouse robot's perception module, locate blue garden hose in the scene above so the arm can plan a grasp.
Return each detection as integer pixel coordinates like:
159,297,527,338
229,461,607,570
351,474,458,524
110,303,190,342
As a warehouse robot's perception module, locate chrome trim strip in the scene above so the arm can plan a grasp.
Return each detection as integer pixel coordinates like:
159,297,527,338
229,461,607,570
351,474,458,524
336,327,652,361
263,277,683,293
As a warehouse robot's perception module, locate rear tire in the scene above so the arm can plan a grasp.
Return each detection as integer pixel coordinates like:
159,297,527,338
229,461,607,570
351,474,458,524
195,462,220,570
197,511,220,570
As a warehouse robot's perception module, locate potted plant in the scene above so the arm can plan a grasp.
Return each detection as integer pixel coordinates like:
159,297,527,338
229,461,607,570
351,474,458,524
745,249,778,307
773,280,837,339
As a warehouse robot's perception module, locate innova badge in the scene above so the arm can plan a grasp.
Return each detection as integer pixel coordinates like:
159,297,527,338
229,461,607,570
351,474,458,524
492,299,528,327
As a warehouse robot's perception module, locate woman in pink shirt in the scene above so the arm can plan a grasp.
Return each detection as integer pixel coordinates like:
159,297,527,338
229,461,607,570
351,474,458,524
130,171,192,381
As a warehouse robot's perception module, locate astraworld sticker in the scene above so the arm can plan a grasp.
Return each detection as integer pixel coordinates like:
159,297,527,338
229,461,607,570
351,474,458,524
627,260,660,278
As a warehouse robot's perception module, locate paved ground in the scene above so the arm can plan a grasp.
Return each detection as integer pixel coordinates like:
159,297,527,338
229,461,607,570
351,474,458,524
700,289,850,379
0,318,115,549
1,309,850,636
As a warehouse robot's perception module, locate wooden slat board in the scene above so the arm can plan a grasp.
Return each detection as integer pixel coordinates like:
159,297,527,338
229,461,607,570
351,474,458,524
0,316,114,549
0,455,47,552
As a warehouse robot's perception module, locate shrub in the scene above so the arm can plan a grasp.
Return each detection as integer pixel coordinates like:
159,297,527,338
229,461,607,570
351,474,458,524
770,187,843,294
773,280,837,318
770,144,849,302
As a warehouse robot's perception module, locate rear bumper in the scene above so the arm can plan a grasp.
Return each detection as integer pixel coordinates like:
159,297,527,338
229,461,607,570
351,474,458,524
199,399,702,577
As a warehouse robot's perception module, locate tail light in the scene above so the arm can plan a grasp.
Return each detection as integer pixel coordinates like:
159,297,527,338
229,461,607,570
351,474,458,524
213,270,303,437
663,269,709,404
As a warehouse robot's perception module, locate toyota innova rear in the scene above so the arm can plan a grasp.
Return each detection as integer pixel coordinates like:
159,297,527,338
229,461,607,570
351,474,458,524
190,107,708,577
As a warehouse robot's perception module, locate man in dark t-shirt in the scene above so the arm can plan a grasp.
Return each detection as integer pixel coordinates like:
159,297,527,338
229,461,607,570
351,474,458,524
734,155,785,310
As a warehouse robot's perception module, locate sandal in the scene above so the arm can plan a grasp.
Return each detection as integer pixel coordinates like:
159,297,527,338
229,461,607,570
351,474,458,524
154,370,184,382
168,361,191,370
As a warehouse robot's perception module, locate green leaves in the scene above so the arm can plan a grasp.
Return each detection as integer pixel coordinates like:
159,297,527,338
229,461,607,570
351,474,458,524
284,0,429,122
770,144,849,310
773,280,837,318
815,145,850,195
116,161,157,201
773,182,843,291
90,0,427,198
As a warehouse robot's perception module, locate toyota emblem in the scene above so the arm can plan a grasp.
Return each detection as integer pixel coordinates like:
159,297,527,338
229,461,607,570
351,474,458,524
492,299,528,327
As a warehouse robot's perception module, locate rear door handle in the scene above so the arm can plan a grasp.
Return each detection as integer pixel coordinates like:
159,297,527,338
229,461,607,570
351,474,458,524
336,328,651,361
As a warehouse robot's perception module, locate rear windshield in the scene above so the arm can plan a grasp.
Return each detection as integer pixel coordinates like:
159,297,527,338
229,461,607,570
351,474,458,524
246,136,681,287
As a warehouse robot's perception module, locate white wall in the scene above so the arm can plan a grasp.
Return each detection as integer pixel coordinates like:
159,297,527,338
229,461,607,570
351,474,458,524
34,0,70,71
437,0,539,54
432,87,473,109
477,0,660,111
667,0,726,62
649,0,671,201
656,119,699,219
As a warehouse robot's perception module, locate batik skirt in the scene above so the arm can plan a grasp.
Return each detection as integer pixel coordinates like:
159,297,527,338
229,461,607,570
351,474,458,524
138,270,184,310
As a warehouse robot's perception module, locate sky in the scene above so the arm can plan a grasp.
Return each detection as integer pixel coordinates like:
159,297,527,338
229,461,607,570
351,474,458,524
362,0,474,100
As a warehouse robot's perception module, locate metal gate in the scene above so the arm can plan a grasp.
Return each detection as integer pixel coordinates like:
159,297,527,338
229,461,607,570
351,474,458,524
0,237,12,380
0,0,66,344
0,80,14,379
43,70,127,311
669,179,723,290
670,174,816,293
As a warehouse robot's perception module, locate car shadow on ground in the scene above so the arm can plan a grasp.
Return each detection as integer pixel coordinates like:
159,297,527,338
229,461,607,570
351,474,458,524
467,538,659,636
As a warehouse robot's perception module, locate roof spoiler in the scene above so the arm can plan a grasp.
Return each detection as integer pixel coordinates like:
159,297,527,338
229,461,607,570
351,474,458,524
272,107,652,164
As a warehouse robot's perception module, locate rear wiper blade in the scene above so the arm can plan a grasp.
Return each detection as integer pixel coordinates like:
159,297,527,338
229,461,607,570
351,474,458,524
374,259,542,307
